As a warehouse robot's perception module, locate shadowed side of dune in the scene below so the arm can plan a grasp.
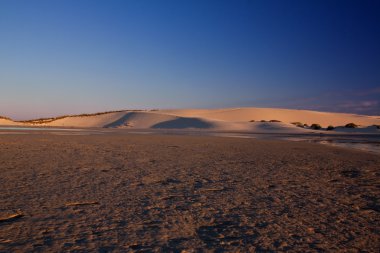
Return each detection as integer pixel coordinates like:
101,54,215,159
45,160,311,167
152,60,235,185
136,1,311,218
104,112,181,128
152,117,214,129
253,122,306,132
103,113,135,128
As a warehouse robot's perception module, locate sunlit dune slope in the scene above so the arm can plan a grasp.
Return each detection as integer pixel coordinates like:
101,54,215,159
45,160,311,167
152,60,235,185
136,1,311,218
160,108,380,127
41,112,126,128
0,118,21,126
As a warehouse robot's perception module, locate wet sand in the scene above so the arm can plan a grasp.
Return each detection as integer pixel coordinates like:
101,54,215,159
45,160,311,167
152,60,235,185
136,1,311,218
0,133,379,252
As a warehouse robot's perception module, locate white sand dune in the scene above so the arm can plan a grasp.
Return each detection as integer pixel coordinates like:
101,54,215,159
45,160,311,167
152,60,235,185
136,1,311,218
40,112,127,128
1,108,379,133
103,111,313,133
0,118,22,126
104,112,196,128
160,108,380,127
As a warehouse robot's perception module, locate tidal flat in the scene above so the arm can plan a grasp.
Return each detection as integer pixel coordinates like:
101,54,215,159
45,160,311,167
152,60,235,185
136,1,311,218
0,133,379,252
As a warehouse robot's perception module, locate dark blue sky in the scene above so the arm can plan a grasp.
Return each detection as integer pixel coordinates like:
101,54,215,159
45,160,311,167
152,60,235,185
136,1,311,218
1,0,379,119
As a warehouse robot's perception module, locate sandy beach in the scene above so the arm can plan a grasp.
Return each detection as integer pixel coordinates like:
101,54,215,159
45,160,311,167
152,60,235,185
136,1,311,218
0,132,379,252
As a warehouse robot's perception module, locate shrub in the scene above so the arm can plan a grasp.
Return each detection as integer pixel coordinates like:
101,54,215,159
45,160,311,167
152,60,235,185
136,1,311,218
303,123,309,127
249,120,255,122
326,125,335,130
291,122,304,128
345,123,358,128
0,116,11,120
269,120,281,122
260,120,267,122
310,123,322,130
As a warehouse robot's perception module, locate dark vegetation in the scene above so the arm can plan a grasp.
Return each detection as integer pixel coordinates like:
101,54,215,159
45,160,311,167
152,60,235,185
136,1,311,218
345,123,358,128
310,124,322,130
291,122,304,128
0,116,11,120
269,120,281,122
326,125,335,130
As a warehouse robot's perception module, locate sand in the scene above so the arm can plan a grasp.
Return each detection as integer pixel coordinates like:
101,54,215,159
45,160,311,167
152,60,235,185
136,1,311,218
161,108,380,127
0,132,379,252
2,108,380,132
0,119,21,126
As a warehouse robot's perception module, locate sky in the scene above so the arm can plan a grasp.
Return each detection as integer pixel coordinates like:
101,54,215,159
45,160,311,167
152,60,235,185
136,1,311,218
1,0,380,120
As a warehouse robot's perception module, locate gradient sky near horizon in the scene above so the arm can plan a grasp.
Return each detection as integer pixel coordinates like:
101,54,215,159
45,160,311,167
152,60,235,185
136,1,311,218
1,0,380,120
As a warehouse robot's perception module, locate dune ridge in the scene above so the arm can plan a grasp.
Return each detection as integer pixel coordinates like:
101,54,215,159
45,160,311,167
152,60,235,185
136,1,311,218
1,108,379,132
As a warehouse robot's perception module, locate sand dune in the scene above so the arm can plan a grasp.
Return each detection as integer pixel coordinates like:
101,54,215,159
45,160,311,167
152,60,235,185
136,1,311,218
40,111,127,128
105,112,221,130
1,108,379,133
0,118,21,126
161,108,380,127
105,112,187,128
94,111,313,133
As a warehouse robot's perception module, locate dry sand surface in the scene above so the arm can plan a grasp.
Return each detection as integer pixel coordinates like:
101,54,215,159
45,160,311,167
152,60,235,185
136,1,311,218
0,119,21,126
0,133,379,252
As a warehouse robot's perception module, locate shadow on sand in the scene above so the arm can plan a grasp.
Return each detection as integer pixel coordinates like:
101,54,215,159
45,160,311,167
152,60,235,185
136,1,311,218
152,117,214,129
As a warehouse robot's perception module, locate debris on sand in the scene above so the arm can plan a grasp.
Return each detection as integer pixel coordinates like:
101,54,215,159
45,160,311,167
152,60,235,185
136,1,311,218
65,201,99,207
0,239,12,244
0,211,24,223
